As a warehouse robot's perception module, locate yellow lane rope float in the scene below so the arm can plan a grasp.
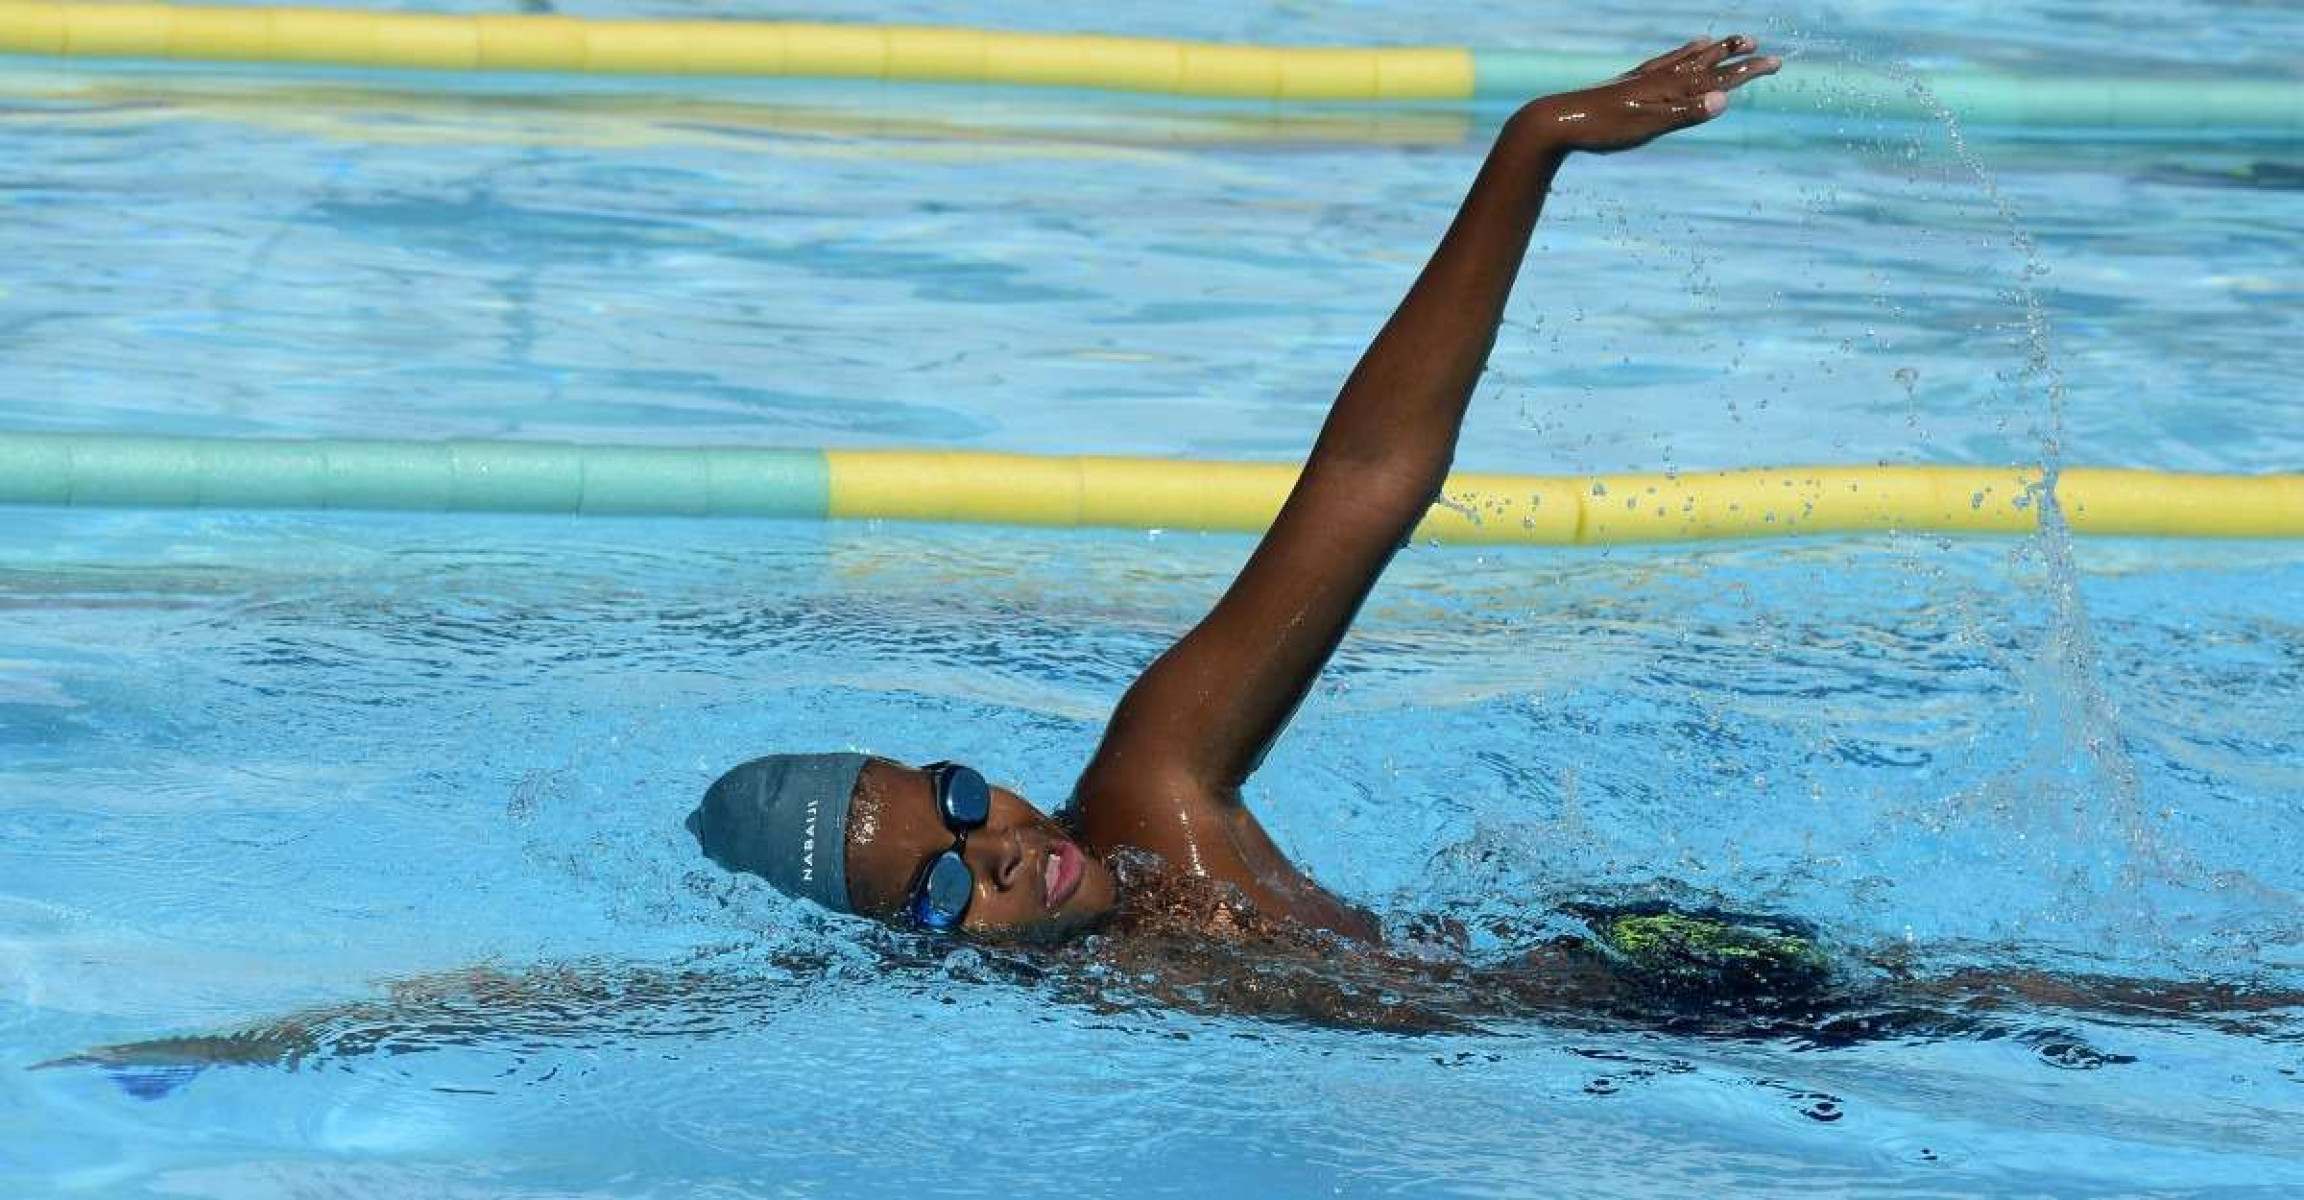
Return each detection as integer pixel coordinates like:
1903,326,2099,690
1,434,2297,544
1,3,2295,128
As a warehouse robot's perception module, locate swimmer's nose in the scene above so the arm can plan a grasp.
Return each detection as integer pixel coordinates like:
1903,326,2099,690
980,829,1028,893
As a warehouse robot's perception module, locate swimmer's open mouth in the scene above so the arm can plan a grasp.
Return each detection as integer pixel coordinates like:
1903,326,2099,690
1043,839,1084,908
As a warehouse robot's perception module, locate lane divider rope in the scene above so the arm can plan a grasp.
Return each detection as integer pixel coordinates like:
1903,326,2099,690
3,433,2297,544
0,4,2294,129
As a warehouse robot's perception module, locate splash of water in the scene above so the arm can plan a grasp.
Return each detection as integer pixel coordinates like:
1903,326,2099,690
1875,59,2190,945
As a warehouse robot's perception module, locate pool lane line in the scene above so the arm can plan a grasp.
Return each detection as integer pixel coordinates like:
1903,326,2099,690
0,4,2295,131
0,72,1479,151
0,433,833,519
0,4,1474,99
2,433,2298,544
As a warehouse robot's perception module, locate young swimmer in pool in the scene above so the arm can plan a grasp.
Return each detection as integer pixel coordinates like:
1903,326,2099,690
39,39,2303,1081
690,34,1785,951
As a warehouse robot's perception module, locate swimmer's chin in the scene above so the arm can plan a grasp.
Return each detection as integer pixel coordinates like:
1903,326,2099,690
972,866,1125,944
966,898,1119,946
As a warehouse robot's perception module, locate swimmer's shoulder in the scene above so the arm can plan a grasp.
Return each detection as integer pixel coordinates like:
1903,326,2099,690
1074,759,1382,943
1070,761,1218,868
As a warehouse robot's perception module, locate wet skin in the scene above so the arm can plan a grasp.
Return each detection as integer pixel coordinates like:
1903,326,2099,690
843,760,1119,940
837,37,1782,948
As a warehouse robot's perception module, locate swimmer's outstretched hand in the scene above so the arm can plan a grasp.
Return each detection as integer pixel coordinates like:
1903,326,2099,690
1515,36,1780,154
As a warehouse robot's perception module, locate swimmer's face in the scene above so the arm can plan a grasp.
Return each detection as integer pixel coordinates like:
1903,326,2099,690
844,759,1119,941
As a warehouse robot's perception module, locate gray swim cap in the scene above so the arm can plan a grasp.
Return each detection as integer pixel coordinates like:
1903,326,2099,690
687,753,870,914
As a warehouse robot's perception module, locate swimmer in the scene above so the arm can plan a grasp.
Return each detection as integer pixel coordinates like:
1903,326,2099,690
36,41,2303,1082
672,33,2301,1035
691,34,1787,949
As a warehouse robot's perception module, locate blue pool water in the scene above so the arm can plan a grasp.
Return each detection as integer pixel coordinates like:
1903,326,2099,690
3,0,2302,1195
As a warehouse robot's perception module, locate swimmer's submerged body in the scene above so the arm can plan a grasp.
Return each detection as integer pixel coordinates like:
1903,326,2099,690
37,39,2303,1082
43,900,2304,1081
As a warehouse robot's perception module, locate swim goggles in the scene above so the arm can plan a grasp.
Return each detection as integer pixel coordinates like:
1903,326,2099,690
905,761,991,931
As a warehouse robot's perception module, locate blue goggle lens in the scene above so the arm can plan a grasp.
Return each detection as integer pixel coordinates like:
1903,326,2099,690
935,765,991,828
910,849,974,930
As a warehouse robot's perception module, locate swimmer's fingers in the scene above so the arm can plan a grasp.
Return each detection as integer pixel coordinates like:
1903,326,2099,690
1709,51,1783,95
1682,35,1756,75
1625,35,1748,85
1626,38,1706,77
1522,36,1771,152
1664,37,1778,123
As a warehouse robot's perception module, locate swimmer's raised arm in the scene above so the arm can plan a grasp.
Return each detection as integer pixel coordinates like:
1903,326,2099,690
1073,38,1779,934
